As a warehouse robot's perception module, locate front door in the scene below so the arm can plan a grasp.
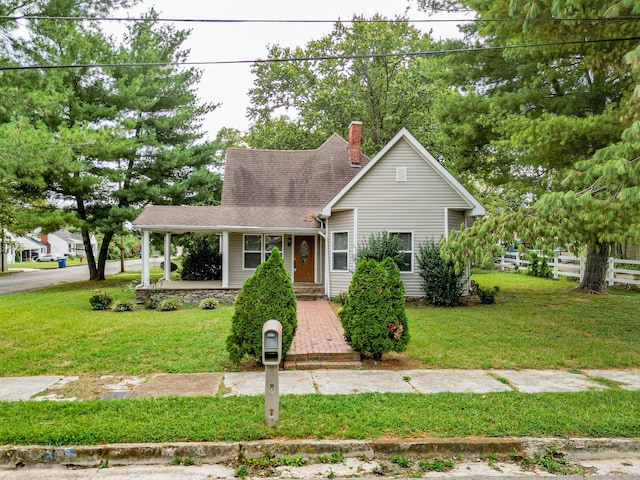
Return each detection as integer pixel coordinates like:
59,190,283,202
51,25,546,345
294,236,315,283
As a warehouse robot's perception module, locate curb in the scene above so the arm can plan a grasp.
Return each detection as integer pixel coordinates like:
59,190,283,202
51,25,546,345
2,438,639,468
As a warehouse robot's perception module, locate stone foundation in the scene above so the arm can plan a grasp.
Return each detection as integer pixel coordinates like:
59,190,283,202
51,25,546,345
135,287,241,305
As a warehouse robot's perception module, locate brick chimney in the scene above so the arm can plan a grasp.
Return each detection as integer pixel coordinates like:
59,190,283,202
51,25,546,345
348,121,363,167
41,234,50,253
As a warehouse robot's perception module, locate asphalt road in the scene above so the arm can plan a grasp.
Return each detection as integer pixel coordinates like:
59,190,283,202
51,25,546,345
0,260,143,295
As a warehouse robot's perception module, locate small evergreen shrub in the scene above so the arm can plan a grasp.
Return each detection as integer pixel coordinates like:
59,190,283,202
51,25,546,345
332,291,348,304
199,297,219,310
341,258,409,360
226,248,297,364
356,231,407,271
112,300,134,312
417,239,463,306
476,284,500,305
89,290,114,310
159,296,182,311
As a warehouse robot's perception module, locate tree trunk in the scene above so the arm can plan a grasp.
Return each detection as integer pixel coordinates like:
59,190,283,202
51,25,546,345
579,241,610,293
82,228,99,280
96,232,115,281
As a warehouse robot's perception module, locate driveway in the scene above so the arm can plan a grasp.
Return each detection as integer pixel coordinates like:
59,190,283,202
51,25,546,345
0,260,143,295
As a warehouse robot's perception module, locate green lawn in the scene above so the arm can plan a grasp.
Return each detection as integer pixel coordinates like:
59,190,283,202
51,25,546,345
0,390,639,445
0,271,638,376
8,258,86,269
1,271,639,445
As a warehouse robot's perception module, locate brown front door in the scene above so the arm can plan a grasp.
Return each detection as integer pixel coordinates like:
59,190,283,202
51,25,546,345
294,236,315,283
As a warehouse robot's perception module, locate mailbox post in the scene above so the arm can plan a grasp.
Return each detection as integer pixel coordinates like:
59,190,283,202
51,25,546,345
262,319,282,426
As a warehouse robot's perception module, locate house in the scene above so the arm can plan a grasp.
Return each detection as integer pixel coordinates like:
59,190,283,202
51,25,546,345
1,230,17,270
42,229,98,259
132,123,485,301
15,235,47,261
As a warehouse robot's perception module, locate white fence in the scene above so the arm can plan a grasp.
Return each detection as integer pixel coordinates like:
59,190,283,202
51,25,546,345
498,252,640,287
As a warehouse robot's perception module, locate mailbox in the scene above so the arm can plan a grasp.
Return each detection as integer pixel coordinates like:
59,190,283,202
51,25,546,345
262,319,283,365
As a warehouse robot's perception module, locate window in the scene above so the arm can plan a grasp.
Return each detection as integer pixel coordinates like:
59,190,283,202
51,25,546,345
244,234,262,269
393,232,413,272
332,232,349,271
265,235,283,261
244,234,284,269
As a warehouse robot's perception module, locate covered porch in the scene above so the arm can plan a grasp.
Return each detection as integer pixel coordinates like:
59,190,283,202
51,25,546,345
133,205,329,302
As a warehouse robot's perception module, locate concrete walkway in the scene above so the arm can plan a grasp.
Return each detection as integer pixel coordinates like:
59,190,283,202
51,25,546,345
2,368,640,401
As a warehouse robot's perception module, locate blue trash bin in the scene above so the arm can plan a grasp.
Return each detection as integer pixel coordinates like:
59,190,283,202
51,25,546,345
58,258,67,268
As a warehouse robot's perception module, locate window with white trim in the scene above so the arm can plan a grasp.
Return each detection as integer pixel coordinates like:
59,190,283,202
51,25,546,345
265,235,283,261
332,232,349,271
243,234,262,269
392,232,413,272
244,234,284,269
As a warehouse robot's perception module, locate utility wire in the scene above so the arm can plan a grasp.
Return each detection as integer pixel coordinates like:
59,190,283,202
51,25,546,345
2,15,640,24
0,36,638,72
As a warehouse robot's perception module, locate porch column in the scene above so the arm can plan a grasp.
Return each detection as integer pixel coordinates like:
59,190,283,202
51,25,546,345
163,233,172,282
221,231,229,288
141,230,150,287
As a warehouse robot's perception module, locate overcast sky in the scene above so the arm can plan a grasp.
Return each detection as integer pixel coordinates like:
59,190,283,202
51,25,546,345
128,0,468,139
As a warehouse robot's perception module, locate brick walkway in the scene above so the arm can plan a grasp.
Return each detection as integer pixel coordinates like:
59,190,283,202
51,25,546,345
286,301,361,368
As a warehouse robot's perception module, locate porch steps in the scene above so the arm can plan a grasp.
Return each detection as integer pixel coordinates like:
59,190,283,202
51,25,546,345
293,285,326,301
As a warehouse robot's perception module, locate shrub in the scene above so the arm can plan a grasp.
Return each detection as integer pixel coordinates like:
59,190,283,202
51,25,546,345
525,251,553,278
332,291,348,304
341,258,409,360
180,234,221,281
112,300,134,312
199,297,219,310
476,284,500,304
89,290,113,310
416,239,463,306
226,248,297,364
356,231,408,271
158,296,182,311
145,293,162,310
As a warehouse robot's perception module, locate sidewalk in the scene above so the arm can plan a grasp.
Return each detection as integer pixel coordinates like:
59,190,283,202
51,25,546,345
1,368,639,401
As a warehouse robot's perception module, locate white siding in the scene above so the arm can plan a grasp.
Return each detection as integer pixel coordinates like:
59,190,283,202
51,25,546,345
327,210,354,297
329,138,473,297
448,209,466,234
228,232,298,287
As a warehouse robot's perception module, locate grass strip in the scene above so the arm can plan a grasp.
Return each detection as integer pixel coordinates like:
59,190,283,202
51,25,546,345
1,390,638,445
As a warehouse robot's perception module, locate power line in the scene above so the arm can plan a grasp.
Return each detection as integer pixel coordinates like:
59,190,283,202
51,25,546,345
2,15,640,24
0,36,638,72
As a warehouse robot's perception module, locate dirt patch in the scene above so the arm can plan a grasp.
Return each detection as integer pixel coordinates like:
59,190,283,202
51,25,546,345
36,374,147,401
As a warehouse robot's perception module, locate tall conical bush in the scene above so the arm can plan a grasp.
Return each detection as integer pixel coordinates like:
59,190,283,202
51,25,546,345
340,257,409,360
226,248,297,364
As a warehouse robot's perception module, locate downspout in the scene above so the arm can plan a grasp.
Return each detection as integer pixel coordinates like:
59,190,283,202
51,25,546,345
317,215,330,297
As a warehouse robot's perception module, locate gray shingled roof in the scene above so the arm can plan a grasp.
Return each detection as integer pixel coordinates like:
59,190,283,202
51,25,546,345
222,133,368,207
133,205,322,231
133,133,369,230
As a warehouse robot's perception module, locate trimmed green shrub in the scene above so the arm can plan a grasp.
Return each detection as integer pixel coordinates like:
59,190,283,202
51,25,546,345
356,231,408,271
341,258,409,360
226,248,297,364
89,290,113,310
112,300,134,312
476,284,500,305
417,239,463,307
199,297,219,310
158,296,182,312
180,234,221,281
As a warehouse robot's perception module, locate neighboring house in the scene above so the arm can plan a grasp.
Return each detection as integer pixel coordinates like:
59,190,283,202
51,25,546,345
1,230,17,269
15,235,47,261
41,230,98,258
133,123,485,299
